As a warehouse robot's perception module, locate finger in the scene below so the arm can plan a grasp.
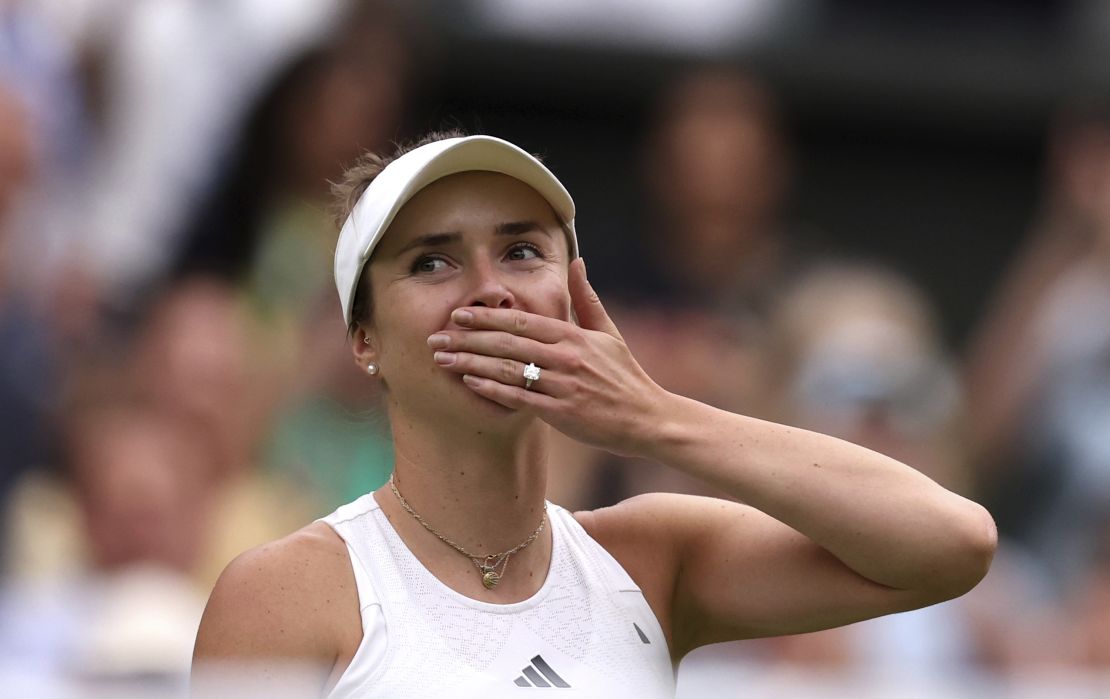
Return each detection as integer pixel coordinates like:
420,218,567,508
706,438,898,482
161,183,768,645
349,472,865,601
427,330,553,365
462,373,561,412
568,258,621,339
450,306,567,344
434,351,562,395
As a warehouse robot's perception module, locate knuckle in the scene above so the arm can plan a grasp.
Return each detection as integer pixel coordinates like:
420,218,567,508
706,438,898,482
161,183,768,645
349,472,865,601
500,358,518,382
497,332,516,354
548,348,573,371
561,351,583,372
512,311,529,332
564,377,583,398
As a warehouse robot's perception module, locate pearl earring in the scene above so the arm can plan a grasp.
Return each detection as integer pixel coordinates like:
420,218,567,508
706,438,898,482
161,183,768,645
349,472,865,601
366,362,379,376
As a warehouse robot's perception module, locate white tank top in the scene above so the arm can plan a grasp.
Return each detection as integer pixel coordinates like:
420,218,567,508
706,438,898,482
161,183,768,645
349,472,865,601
319,493,676,698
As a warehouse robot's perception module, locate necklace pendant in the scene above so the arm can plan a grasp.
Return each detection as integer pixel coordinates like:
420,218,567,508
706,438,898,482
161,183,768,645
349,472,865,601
482,570,500,589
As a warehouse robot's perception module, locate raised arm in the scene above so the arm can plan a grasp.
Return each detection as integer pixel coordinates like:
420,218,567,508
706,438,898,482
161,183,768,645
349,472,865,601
430,258,997,659
583,401,996,657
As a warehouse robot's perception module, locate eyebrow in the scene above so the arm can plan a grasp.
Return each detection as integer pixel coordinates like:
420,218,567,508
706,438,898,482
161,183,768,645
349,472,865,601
393,232,461,257
496,220,551,238
391,221,551,257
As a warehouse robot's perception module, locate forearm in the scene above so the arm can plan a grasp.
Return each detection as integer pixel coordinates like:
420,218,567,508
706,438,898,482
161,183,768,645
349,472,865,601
636,392,997,595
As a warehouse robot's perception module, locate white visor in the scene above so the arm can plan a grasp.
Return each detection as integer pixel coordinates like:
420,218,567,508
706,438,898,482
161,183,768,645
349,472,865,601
334,135,579,326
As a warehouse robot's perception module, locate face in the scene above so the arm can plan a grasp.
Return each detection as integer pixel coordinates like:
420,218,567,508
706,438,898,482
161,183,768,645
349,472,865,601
354,171,572,427
74,411,210,573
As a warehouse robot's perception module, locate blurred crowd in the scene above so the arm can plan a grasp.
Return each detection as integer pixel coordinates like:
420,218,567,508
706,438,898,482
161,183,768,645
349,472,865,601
0,0,1108,695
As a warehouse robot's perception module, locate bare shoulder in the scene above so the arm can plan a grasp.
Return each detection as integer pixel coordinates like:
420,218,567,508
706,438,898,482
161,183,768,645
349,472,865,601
573,492,698,587
193,521,361,666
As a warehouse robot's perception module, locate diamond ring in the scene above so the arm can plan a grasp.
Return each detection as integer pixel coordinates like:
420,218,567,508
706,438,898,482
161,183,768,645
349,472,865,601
522,363,541,390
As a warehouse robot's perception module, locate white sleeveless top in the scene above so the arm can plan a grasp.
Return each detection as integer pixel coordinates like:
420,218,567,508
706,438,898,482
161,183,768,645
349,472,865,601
319,494,676,698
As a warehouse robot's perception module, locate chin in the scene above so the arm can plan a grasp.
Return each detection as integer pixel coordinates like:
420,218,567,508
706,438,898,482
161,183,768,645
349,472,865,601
452,376,537,428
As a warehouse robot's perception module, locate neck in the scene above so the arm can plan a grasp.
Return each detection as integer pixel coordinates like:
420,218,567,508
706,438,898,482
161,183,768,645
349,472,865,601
380,408,550,558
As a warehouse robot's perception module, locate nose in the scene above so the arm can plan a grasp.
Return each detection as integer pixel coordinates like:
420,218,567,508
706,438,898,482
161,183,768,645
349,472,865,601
467,258,516,309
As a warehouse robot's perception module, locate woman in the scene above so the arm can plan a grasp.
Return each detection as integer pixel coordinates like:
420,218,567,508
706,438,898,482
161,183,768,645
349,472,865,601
191,133,997,697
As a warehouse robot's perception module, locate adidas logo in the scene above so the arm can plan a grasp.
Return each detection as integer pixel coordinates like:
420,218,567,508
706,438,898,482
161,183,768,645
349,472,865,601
513,655,570,688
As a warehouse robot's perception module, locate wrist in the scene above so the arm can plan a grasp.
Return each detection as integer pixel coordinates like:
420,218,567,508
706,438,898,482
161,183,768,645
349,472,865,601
623,387,693,461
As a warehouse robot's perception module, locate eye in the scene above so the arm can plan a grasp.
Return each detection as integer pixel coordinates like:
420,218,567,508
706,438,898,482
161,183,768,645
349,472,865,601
506,242,542,261
411,255,450,274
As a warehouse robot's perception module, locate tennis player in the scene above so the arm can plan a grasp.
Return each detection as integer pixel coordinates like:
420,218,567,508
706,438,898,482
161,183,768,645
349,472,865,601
191,133,997,698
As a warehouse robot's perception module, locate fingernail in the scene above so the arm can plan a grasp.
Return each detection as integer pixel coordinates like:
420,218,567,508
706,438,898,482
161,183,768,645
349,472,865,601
452,309,474,325
427,333,450,349
462,374,481,387
433,351,456,365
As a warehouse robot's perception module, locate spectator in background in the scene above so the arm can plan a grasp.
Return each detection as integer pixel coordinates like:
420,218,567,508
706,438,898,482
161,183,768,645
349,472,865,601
4,275,316,591
6,1,418,593
172,2,416,510
0,0,91,304
965,103,1110,596
750,262,1056,678
0,83,59,565
766,262,965,491
679,262,1058,692
130,277,262,470
0,3,97,577
566,67,808,508
0,388,211,686
174,1,412,288
126,275,317,589
75,0,348,308
611,66,800,315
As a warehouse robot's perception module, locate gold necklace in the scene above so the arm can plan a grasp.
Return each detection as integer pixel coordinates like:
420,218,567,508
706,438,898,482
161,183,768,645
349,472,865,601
388,474,547,589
